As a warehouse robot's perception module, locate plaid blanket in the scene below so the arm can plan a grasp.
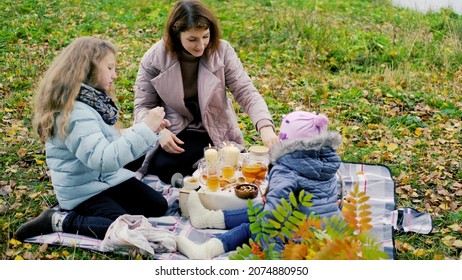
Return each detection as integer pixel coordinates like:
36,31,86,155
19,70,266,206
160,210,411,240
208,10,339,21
24,162,433,259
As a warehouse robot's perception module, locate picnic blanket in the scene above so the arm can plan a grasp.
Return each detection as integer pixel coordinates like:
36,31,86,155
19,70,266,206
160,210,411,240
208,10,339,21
23,162,433,260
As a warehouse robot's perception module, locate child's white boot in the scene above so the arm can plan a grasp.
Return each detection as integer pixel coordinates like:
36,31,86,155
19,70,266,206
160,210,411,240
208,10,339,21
178,236,225,259
187,191,225,229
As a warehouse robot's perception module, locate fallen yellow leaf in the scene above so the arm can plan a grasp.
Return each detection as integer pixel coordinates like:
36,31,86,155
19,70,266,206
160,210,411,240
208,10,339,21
448,224,462,232
9,239,21,246
402,243,414,252
413,249,426,257
387,143,398,151
439,202,450,210
14,213,25,219
453,240,462,249
62,250,71,258
442,235,456,246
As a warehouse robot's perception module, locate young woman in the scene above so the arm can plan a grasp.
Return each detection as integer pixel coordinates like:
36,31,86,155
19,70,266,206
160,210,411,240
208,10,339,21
15,36,170,241
134,0,279,183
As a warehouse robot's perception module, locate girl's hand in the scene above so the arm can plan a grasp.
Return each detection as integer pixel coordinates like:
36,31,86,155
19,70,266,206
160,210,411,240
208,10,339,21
159,129,185,154
261,185,270,205
261,194,267,205
144,107,170,132
260,126,279,149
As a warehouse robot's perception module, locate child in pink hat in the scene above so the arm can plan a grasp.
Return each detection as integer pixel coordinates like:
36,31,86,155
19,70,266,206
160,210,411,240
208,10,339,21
178,111,343,259
278,111,329,141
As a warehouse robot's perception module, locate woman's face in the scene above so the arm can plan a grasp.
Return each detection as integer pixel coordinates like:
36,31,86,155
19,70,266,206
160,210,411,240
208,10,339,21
179,27,210,57
95,52,117,92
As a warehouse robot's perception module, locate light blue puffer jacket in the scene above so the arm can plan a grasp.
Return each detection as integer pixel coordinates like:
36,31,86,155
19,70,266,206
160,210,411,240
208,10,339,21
45,101,160,210
265,131,343,220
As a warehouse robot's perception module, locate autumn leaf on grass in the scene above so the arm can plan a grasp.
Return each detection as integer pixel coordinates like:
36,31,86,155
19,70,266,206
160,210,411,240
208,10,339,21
452,240,462,249
2,222,9,231
39,243,48,253
442,236,456,247
17,148,27,157
413,249,426,257
448,224,462,232
387,143,398,152
9,239,21,246
414,128,423,136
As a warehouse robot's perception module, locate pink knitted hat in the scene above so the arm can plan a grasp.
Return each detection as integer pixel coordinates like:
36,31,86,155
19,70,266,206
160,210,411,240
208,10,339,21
278,111,329,141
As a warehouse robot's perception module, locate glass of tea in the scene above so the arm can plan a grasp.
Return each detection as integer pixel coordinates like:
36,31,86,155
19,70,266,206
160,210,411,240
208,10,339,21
241,160,261,183
198,160,221,192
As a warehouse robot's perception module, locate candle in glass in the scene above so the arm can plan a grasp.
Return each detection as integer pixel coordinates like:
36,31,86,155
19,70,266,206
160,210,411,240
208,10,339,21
220,143,240,179
221,144,239,167
204,145,218,169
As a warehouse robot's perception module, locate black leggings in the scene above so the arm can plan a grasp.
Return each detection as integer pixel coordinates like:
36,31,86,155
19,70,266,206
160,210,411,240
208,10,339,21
147,129,212,183
62,177,168,239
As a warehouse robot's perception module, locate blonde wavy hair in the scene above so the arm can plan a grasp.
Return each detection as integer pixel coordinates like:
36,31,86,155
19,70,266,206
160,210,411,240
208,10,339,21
33,36,118,144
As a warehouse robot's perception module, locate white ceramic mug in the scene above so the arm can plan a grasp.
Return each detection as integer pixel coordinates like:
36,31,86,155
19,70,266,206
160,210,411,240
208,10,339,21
183,176,200,190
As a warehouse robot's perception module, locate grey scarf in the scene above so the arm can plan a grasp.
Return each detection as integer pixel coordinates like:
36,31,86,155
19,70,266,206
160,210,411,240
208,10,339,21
77,84,119,125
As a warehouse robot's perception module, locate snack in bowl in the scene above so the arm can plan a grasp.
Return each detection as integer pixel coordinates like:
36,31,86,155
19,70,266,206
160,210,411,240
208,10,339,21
234,183,258,199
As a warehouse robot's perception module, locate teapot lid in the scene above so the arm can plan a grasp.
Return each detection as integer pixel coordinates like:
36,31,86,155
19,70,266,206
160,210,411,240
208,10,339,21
249,145,269,156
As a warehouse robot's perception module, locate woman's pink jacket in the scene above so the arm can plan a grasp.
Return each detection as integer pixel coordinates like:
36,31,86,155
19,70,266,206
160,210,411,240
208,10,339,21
134,39,274,149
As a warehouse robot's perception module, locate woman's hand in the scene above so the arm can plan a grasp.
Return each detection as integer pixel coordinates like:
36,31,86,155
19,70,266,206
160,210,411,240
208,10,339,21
260,126,279,149
159,128,185,154
144,107,171,133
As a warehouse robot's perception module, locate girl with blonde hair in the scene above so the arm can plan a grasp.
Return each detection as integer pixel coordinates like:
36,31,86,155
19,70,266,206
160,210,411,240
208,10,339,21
15,36,170,241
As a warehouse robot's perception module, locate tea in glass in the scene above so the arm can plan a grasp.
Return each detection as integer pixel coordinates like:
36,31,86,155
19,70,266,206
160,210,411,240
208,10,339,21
199,160,221,191
242,146,270,185
221,165,235,180
206,173,220,191
256,165,268,181
241,162,261,183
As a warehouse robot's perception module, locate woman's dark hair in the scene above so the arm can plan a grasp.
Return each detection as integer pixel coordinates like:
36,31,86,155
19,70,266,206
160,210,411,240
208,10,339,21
164,0,221,57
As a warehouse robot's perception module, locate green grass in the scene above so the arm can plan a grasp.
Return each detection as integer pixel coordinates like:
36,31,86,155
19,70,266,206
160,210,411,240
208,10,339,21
1,0,461,260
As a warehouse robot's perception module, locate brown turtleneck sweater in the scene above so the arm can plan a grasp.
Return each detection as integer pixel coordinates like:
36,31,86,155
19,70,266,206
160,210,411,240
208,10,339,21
178,50,274,134
179,50,200,100
179,51,202,126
